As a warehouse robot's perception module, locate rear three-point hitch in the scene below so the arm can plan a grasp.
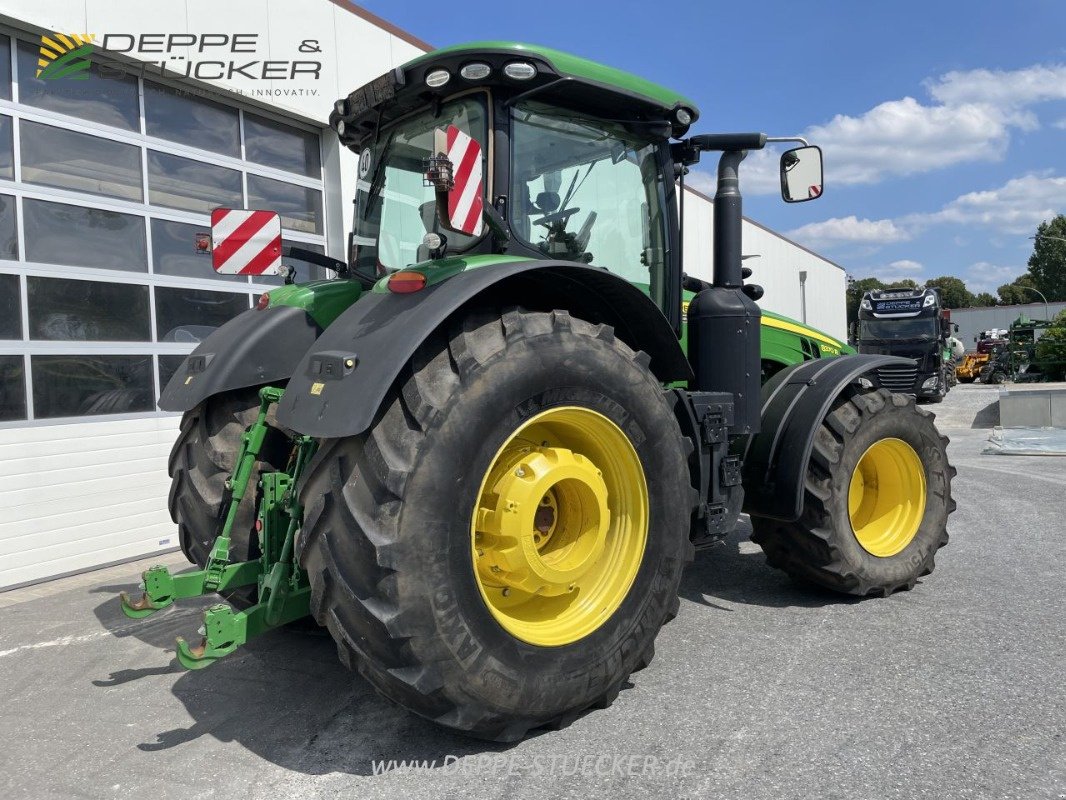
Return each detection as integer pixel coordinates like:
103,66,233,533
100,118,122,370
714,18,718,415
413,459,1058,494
119,386,315,669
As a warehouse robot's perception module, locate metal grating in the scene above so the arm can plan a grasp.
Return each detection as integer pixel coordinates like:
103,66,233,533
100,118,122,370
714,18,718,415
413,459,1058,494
875,363,919,394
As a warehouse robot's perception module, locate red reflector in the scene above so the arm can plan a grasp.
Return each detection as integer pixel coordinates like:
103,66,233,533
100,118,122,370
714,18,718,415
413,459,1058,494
256,292,270,310
388,271,427,293
255,519,263,532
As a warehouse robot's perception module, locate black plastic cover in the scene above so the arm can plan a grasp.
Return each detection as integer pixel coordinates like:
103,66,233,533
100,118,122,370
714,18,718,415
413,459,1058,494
158,305,321,412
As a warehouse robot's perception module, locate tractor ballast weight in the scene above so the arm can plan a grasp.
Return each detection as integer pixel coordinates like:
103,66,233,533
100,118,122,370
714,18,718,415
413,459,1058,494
277,259,691,438
742,354,917,521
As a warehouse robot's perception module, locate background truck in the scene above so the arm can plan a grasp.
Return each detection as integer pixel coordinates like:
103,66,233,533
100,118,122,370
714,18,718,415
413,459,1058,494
856,286,956,401
121,41,955,741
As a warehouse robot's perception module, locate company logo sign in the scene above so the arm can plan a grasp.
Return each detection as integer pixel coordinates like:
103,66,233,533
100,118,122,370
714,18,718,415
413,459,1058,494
32,31,323,95
873,298,923,313
36,33,95,80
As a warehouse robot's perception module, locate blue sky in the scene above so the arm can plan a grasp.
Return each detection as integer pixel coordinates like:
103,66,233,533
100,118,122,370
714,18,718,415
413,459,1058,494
359,0,1066,295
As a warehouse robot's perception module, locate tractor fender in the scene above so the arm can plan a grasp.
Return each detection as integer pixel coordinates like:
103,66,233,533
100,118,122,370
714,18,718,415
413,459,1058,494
276,259,692,439
741,354,917,522
158,305,320,412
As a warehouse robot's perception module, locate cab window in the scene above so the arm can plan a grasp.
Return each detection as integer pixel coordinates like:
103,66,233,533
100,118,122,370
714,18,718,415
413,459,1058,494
509,102,669,306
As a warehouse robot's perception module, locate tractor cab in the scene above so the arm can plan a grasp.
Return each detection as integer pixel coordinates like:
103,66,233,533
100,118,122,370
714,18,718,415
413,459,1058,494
336,43,692,317
333,42,819,330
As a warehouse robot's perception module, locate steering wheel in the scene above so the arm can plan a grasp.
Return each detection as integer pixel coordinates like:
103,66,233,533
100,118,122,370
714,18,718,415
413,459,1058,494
534,207,580,227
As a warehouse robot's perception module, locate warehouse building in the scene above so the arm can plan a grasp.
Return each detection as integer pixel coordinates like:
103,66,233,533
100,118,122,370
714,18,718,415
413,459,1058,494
0,1,845,589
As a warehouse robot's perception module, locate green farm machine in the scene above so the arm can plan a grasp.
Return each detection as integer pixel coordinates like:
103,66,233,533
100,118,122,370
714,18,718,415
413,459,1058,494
120,42,955,740
979,315,1066,383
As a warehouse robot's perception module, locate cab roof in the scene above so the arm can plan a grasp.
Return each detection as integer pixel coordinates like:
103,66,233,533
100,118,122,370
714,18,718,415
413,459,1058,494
331,41,701,147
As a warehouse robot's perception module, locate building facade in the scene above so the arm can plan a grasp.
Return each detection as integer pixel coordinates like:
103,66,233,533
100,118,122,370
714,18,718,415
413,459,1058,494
0,1,845,589
950,302,1066,351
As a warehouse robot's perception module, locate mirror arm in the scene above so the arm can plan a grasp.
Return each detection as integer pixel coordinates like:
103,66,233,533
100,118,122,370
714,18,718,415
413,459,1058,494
483,202,511,245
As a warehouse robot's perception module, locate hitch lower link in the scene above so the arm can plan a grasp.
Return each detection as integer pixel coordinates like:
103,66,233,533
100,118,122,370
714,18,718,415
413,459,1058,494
119,386,316,669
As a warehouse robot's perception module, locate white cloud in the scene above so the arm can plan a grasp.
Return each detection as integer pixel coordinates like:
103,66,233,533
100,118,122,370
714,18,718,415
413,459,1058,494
925,173,1066,234
699,63,1065,192
926,64,1066,110
786,215,910,248
963,262,1024,293
1053,117,1066,131
809,97,1016,185
686,63,1066,195
887,259,923,272
785,172,1065,256
860,259,925,285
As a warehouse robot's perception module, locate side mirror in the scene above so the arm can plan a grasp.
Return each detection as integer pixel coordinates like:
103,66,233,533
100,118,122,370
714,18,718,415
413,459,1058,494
424,125,484,237
208,208,282,275
780,145,824,203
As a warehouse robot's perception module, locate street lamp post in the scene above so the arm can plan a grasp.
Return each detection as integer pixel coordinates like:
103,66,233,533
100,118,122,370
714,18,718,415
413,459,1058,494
1024,234,1061,319
1020,285,1050,320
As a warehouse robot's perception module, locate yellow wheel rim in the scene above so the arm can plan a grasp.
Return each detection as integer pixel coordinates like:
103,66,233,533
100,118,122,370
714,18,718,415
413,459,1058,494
848,438,927,557
471,407,648,647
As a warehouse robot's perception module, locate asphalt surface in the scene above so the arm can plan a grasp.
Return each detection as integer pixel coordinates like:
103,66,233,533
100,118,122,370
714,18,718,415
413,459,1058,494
1,384,1063,799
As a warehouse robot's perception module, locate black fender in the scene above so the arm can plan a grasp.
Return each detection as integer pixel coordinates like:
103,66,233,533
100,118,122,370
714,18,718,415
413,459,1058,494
158,305,321,412
741,354,916,522
276,259,692,439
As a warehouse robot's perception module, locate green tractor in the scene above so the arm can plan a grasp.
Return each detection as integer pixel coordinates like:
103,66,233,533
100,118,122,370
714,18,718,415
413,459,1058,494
121,42,954,741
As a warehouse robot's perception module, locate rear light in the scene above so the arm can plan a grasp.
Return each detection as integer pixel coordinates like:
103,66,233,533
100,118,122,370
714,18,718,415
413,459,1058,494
387,271,427,294
256,292,271,310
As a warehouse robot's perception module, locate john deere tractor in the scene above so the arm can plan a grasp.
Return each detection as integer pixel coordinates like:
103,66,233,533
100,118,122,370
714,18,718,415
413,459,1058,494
121,42,954,741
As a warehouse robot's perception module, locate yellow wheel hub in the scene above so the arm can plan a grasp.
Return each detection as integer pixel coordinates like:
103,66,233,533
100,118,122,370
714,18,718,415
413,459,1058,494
848,437,927,557
472,407,648,646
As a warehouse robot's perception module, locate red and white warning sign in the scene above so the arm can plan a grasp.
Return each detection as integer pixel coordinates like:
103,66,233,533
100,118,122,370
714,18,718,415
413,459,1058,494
439,125,483,237
209,208,283,275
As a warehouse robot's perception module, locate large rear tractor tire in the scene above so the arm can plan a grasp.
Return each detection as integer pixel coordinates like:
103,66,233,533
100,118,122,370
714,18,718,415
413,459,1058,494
168,387,287,607
751,386,955,596
298,309,694,740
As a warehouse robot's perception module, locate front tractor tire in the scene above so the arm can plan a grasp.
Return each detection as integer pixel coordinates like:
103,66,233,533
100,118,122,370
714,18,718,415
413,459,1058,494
752,386,955,596
297,309,694,740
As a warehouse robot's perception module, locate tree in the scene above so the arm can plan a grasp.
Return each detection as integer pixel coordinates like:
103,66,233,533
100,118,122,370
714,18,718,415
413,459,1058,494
846,277,884,325
1034,309,1066,381
974,292,998,307
924,275,974,309
1027,215,1066,302
998,274,1037,305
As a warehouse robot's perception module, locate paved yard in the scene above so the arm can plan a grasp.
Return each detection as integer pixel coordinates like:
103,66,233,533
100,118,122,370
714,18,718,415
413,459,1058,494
1,387,1063,799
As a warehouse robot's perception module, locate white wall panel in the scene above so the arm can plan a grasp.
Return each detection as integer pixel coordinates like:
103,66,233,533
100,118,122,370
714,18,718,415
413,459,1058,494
0,416,180,588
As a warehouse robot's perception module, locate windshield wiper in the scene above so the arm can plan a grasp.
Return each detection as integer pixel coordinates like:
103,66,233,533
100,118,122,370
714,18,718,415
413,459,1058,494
361,136,394,220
